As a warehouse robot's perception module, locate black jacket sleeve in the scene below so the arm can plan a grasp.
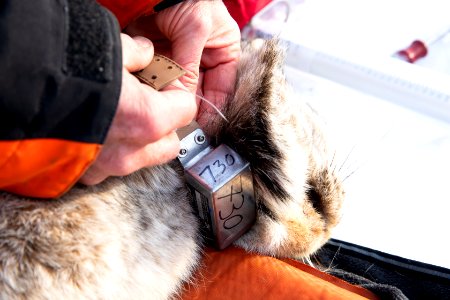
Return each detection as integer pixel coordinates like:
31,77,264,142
0,0,122,144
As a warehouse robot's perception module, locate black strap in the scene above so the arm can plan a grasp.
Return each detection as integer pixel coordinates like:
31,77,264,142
316,238,450,299
154,0,185,12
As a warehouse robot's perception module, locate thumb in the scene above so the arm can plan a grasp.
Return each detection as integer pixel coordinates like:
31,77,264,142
153,3,211,93
170,34,207,93
121,34,154,72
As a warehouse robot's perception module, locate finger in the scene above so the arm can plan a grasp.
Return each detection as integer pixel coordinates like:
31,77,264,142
170,35,207,92
107,74,197,144
121,34,154,72
155,10,208,93
196,60,238,127
79,132,181,185
138,85,198,141
197,62,237,126
139,131,181,166
202,60,238,103
78,164,107,185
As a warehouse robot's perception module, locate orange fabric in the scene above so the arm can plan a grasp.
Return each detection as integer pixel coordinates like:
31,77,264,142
97,0,162,28
181,247,379,300
0,139,100,198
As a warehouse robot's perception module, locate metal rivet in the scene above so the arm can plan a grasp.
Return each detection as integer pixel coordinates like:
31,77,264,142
195,133,205,144
179,148,187,157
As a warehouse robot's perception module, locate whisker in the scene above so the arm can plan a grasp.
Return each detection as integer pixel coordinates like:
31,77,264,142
340,126,396,183
329,150,337,170
328,245,341,271
338,144,358,173
168,83,229,122
301,255,314,267
363,263,375,275
342,167,360,183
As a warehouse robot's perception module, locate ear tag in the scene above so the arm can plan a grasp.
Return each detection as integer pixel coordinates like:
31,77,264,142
134,55,256,250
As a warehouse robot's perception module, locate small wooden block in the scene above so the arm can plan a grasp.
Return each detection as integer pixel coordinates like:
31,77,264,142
134,54,186,90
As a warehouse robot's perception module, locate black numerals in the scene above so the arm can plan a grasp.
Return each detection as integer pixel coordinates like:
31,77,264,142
218,176,245,230
198,153,235,183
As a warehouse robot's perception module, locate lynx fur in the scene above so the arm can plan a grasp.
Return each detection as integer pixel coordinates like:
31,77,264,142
0,39,344,299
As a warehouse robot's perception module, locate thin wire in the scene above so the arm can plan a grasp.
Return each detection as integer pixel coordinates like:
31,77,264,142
168,83,229,122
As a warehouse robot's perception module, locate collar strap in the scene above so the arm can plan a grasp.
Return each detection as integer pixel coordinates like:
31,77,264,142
134,53,185,90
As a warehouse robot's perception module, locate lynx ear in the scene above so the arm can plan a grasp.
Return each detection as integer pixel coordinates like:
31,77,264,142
233,39,286,111
210,39,291,202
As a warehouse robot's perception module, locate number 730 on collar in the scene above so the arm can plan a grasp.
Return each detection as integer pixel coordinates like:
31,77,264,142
177,122,256,250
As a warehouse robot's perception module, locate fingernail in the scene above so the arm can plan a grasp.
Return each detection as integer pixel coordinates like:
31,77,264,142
133,36,152,48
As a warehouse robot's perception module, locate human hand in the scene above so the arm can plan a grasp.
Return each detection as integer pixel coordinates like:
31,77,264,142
79,34,197,185
125,1,241,125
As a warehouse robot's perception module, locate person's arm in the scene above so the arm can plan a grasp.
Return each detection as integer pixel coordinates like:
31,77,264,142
0,0,198,198
0,0,122,198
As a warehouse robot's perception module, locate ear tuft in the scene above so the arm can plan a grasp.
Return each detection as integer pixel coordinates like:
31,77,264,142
210,39,291,202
